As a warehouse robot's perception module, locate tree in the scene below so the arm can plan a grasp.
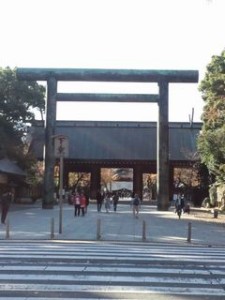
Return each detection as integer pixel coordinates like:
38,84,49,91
68,172,90,192
0,67,45,168
197,49,225,183
0,67,45,124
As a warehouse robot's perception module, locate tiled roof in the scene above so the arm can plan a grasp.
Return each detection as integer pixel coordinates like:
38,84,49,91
0,158,26,176
28,121,202,162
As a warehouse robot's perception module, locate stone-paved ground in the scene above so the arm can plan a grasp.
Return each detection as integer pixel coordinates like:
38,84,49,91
187,208,225,226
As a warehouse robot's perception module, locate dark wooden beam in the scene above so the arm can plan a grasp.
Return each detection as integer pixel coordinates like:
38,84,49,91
56,93,159,102
17,68,199,83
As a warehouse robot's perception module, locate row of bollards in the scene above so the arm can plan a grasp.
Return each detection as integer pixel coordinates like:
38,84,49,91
3,218,192,243
96,219,147,241
4,218,56,240
96,219,178,242
96,219,192,243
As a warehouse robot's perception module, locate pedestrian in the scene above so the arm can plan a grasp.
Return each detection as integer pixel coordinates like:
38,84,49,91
1,187,13,224
172,178,179,206
104,193,111,213
175,193,185,214
112,192,119,212
73,191,81,217
80,192,87,216
84,192,89,214
96,190,103,212
132,193,141,218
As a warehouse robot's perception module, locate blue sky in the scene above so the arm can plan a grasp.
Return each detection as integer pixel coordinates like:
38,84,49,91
1,0,224,122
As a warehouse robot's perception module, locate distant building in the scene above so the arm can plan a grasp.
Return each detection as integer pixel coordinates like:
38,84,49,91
0,158,26,200
28,120,202,199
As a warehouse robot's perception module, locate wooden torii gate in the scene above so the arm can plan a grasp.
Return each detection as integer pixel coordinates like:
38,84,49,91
17,68,198,210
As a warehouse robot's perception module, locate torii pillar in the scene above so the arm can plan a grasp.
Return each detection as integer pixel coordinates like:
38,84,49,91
17,68,198,210
43,77,57,208
157,80,169,210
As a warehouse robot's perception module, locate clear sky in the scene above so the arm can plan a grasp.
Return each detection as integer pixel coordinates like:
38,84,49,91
1,0,224,122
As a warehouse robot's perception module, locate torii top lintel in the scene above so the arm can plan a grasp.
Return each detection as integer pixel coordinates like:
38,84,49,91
16,68,199,83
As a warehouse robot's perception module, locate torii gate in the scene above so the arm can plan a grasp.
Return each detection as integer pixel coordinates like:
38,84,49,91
17,68,198,210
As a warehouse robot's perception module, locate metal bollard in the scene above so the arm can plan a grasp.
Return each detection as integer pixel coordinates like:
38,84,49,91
187,222,192,243
5,219,10,239
96,219,101,240
50,217,55,239
142,220,146,241
213,209,218,218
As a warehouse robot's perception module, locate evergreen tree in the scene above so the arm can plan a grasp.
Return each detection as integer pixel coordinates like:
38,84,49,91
0,67,45,169
197,50,225,182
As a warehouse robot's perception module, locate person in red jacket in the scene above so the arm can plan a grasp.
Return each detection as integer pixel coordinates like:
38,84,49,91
73,192,81,217
80,192,87,216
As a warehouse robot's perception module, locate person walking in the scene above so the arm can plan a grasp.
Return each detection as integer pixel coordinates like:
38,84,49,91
80,192,87,216
73,191,81,217
104,193,111,213
84,192,89,214
112,192,119,212
96,190,103,212
175,192,185,215
1,187,13,224
132,193,141,218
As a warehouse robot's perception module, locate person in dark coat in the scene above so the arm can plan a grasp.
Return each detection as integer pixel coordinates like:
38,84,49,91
131,193,141,218
96,190,103,212
112,192,119,212
1,187,13,224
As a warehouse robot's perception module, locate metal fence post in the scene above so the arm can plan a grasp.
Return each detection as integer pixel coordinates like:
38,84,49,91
97,219,101,240
142,220,146,241
5,219,10,239
50,217,55,239
187,222,192,243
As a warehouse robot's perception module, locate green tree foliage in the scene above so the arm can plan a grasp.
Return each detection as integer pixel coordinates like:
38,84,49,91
197,50,225,182
0,67,45,169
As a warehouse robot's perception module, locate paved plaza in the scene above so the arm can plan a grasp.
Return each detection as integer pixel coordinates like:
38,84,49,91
0,200,225,246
